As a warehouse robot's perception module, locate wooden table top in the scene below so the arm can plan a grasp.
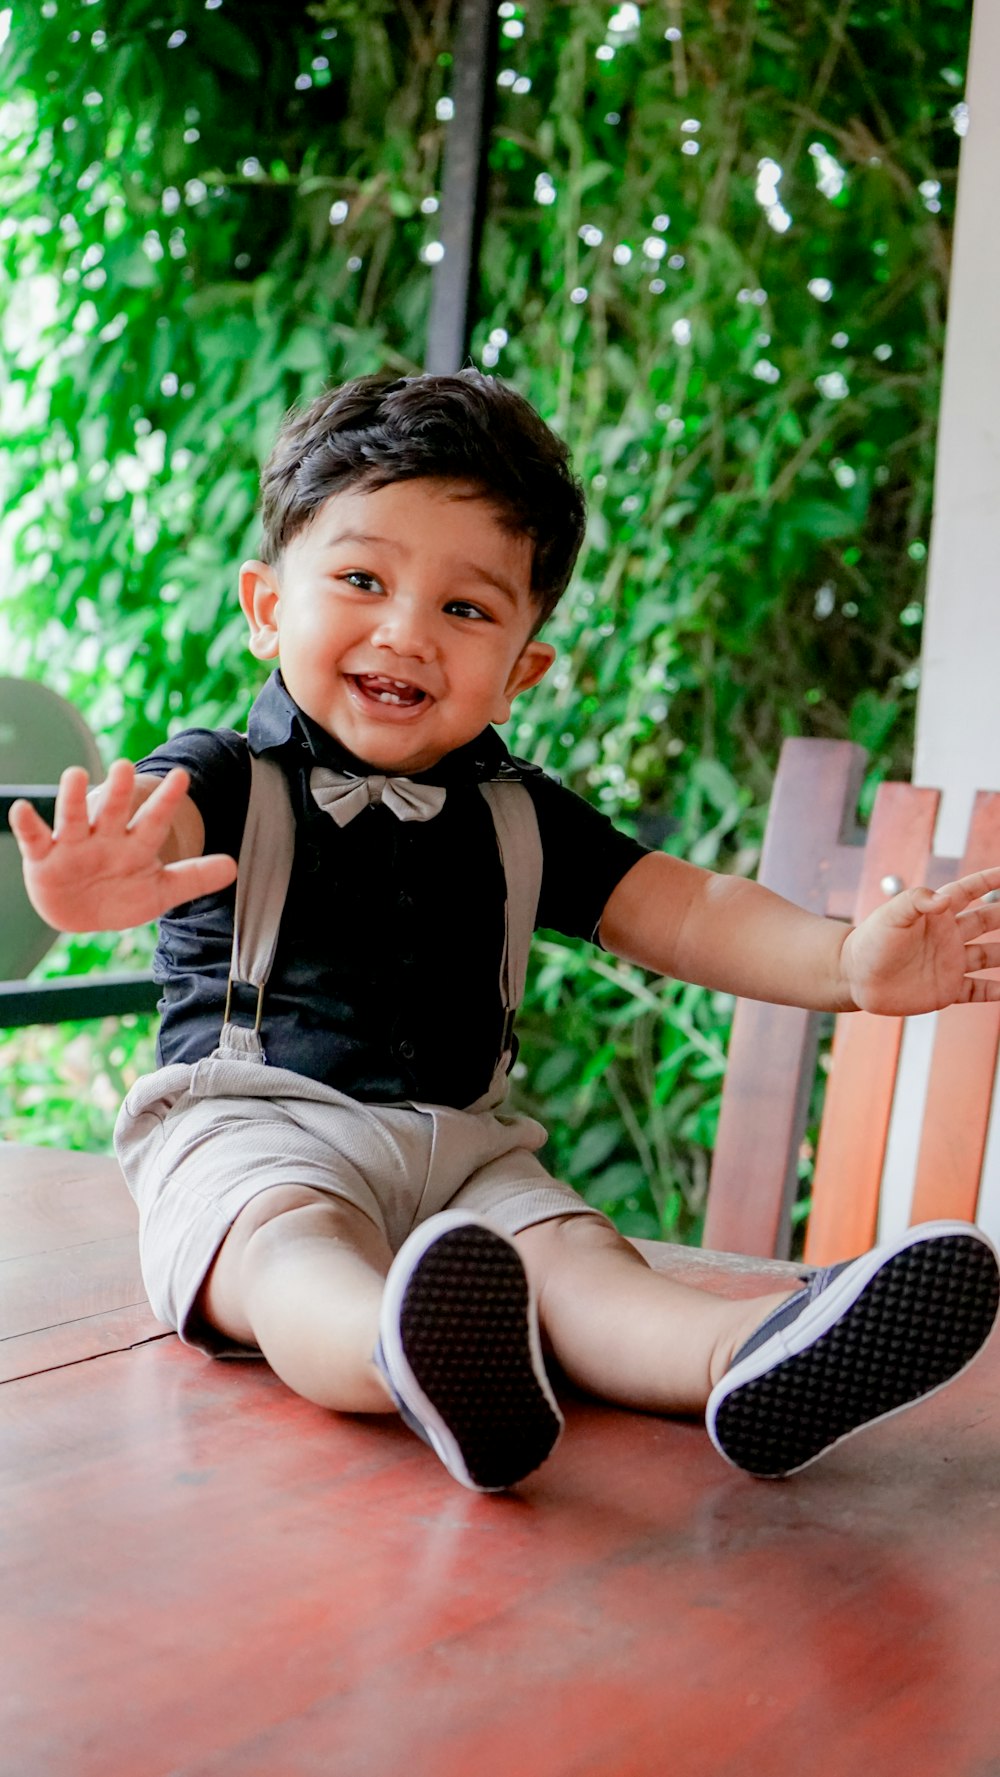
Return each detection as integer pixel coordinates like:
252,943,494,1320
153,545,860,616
3,1144,999,1777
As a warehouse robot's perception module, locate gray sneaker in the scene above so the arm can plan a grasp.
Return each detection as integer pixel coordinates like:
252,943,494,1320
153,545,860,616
707,1220,1000,1478
375,1211,564,1492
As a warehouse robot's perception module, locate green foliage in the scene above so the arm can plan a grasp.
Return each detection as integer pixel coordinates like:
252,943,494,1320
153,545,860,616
0,928,158,1149
475,0,969,1236
0,0,452,753
0,0,970,1236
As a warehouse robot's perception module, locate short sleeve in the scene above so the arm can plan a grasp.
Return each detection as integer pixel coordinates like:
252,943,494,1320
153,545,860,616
522,769,650,944
137,728,250,862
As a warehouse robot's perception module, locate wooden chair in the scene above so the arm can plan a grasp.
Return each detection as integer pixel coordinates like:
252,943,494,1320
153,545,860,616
705,736,1000,1265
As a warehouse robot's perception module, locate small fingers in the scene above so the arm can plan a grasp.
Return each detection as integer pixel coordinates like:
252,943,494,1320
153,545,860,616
52,765,93,841
158,851,237,910
124,767,192,851
89,757,139,832
959,975,1000,1004
956,899,1000,941
934,865,1000,913
961,940,1000,975
8,797,55,861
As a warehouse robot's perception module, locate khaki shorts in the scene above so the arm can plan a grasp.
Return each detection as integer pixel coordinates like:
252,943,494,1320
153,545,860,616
115,1056,606,1355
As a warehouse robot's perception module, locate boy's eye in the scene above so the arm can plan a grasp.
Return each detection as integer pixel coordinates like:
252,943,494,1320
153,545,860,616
341,570,383,592
446,600,491,621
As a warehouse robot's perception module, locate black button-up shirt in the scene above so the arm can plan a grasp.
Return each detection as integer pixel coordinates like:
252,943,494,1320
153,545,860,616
140,672,648,1109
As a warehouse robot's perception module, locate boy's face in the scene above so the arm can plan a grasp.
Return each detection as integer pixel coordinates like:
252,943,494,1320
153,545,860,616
239,478,556,774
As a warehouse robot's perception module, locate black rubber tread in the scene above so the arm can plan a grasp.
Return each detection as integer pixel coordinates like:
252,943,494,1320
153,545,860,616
714,1234,1000,1478
399,1224,561,1490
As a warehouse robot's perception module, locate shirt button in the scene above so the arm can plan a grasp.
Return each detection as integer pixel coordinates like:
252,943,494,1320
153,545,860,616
398,1038,416,1061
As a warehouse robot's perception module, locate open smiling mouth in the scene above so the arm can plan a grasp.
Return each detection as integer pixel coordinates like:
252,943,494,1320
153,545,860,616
349,673,429,709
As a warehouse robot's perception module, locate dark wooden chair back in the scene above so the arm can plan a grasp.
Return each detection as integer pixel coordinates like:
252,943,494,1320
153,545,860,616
704,737,1000,1264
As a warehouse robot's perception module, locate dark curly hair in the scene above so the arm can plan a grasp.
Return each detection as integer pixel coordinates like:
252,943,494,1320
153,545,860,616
258,370,587,629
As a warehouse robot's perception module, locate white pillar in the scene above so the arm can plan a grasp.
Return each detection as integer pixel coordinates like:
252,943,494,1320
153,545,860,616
913,0,1000,838
880,0,1000,1245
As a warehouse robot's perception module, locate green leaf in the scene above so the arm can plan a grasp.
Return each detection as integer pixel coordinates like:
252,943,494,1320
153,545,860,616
281,327,328,373
564,1120,623,1180
199,16,263,79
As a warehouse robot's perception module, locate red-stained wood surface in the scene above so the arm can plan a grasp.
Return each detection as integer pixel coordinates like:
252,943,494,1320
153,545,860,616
6,1331,1000,1777
0,1144,166,1383
4,1144,1000,1777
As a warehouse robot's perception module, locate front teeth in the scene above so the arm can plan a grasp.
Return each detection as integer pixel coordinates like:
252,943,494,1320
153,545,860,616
358,676,422,705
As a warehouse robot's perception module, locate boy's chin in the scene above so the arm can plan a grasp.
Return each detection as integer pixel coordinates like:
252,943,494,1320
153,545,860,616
333,722,456,776
304,691,498,774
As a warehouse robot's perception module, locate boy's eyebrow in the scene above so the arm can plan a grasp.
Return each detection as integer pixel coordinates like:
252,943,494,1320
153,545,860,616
321,530,523,607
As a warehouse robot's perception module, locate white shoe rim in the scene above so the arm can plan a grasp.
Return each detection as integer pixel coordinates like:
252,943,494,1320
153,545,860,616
707,1219,999,1471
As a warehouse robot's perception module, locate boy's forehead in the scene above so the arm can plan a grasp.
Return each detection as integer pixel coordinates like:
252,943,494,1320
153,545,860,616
300,479,535,577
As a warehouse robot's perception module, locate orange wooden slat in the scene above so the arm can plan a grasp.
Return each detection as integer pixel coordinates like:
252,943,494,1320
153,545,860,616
705,738,866,1257
805,783,939,1265
910,791,1000,1226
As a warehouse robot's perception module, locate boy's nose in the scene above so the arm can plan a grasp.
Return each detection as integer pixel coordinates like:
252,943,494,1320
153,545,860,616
369,602,437,661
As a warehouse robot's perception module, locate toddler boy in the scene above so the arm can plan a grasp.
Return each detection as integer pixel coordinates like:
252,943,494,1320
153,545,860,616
13,371,1000,1491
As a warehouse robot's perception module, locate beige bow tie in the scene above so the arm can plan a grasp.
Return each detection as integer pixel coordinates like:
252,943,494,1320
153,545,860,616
310,765,447,827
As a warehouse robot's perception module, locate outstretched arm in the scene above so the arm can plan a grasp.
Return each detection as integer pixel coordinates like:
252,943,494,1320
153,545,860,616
10,759,238,934
599,851,1000,1015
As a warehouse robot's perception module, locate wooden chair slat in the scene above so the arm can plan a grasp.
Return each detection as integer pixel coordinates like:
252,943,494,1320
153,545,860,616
704,738,866,1259
706,743,1000,1261
911,1002,1000,1224
910,791,1000,1226
804,783,940,1265
701,1000,818,1258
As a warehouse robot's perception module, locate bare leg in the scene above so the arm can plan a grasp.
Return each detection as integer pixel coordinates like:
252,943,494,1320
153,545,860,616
194,1184,395,1414
515,1214,798,1415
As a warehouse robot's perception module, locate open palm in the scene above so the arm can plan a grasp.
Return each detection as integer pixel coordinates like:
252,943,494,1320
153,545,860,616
10,760,238,934
841,869,1000,1015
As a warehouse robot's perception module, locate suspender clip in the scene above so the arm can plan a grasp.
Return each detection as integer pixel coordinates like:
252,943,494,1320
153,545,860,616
223,977,265,1033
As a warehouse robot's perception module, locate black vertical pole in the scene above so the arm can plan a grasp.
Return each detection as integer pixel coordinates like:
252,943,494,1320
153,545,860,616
424,0,498,374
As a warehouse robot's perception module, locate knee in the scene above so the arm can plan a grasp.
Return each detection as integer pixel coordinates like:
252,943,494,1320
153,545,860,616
241,1192,387,1282
516,1212,644,1297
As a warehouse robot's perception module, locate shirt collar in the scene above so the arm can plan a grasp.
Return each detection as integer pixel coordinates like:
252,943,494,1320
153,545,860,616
245,669,528,787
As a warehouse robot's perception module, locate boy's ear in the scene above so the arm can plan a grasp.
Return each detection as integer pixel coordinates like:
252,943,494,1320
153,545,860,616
493,640,556,723
239,560,281,661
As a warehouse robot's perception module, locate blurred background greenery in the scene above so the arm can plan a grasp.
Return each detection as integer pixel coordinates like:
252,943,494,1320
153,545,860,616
0,0,971,1239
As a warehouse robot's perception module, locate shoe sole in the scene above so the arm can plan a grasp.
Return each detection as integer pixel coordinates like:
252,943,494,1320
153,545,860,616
708,1222,1000,1479
379,1213,564,1492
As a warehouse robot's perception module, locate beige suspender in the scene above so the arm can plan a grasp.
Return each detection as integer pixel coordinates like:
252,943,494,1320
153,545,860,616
218,751,542,1109
217,754,295,1063
472,780,543,1111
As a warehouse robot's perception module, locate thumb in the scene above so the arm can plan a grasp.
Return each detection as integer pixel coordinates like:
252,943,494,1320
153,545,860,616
880,884,940,927
907,885,946,918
